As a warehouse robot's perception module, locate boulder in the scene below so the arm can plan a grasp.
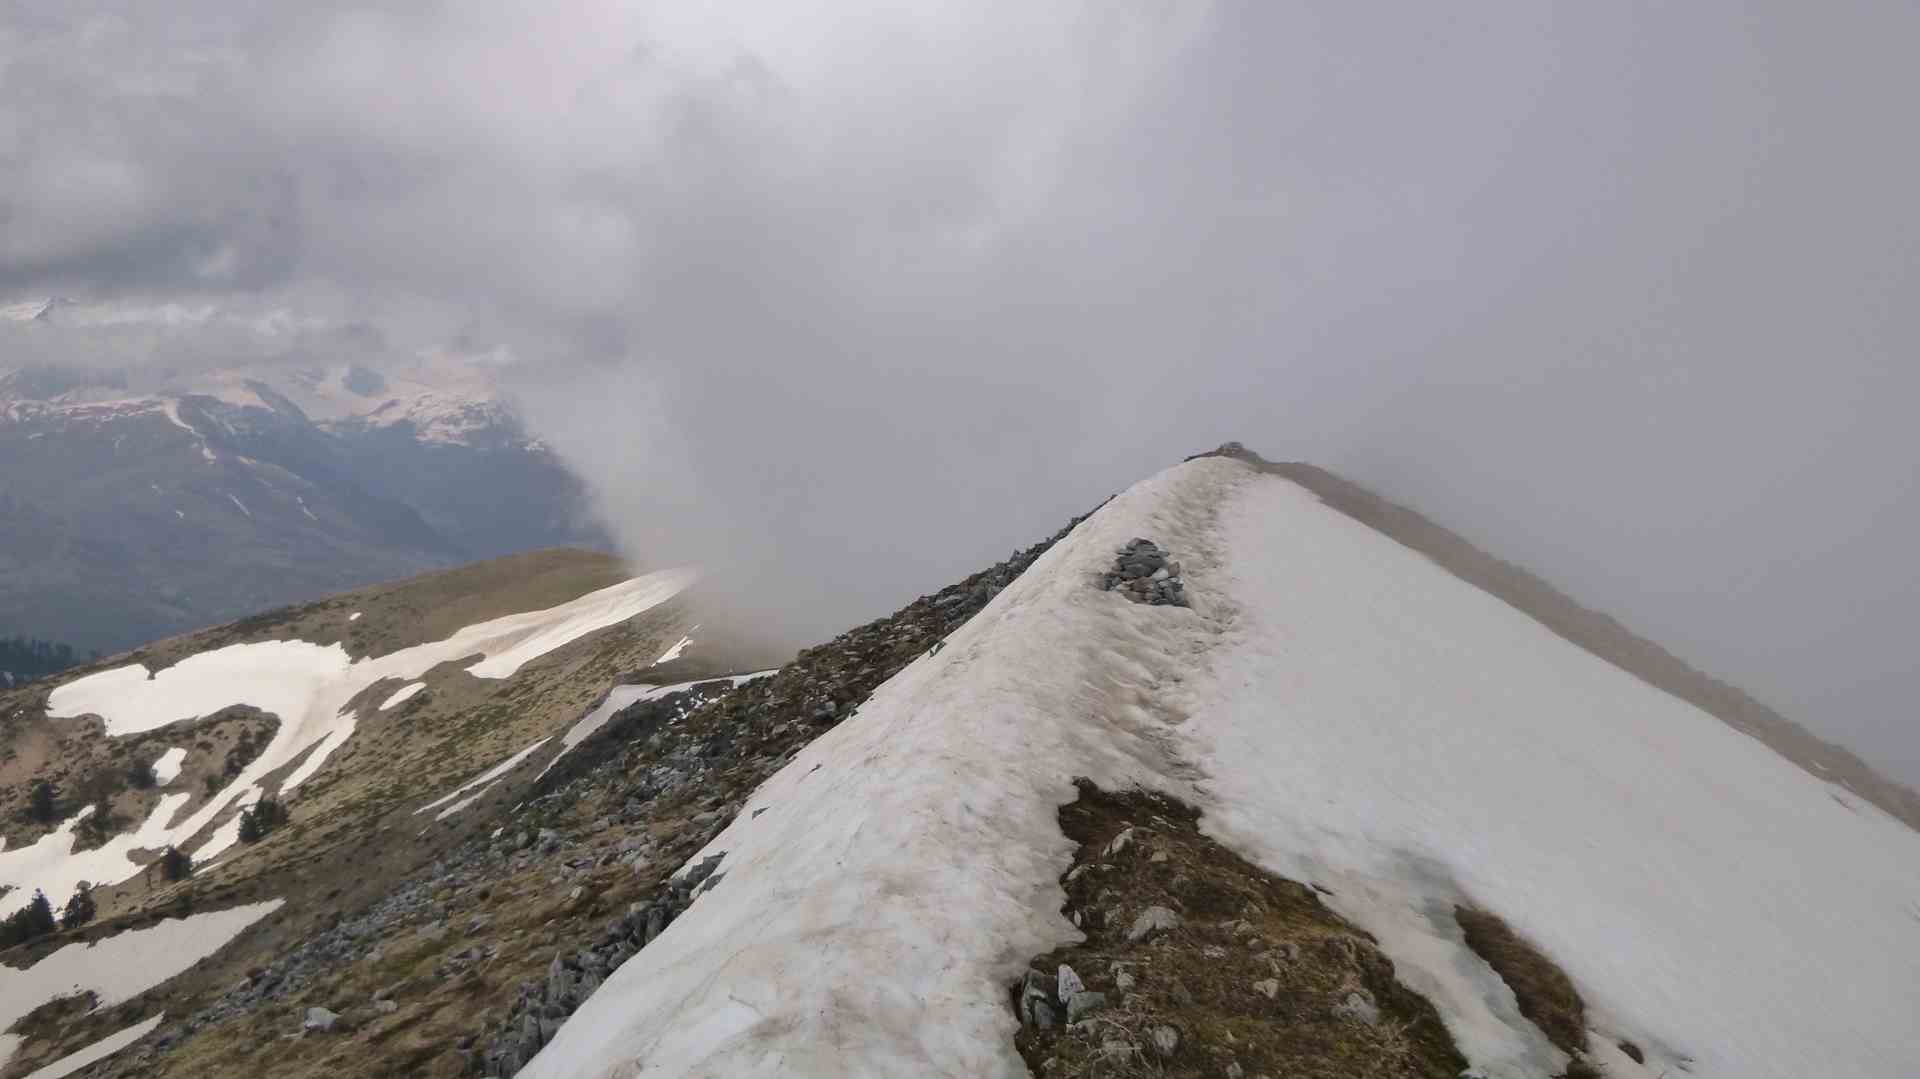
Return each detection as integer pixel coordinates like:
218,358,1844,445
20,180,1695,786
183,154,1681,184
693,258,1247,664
1066,990,1107,1022
1127,905,1182,943
1333,989,1381,1025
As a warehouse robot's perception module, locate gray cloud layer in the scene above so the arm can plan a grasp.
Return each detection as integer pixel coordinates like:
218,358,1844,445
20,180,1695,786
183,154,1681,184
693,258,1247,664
4,3,1916,781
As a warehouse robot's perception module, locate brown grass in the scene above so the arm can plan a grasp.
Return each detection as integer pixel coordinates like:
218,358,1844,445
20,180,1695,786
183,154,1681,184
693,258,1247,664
1012,780,1465,1078
1453,905,1586,1056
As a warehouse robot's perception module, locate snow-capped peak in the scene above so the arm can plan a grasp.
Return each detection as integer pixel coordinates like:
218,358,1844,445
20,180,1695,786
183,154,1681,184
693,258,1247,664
523,455,1920,1079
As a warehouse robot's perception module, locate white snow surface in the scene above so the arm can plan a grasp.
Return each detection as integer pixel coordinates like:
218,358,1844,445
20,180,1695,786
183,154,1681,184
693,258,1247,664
10,569,694,913
149,747,186,785
348,611,362,621
379,681,427,710
651,635,693,665
524,457,1920,1079
0,900,280,1036
20,1014,164,1079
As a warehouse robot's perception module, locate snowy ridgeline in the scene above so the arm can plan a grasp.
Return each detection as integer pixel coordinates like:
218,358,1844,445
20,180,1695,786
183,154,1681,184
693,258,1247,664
522,457,1920,1079
1,569,696,917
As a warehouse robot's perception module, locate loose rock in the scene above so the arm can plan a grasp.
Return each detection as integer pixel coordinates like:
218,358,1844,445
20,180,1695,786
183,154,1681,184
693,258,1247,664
1127,905,1182,943
1333,989,1381,1025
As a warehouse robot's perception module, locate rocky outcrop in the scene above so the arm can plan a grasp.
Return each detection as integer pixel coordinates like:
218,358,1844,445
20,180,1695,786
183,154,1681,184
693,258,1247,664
1100,537,1190,607
1009,781,1465,1078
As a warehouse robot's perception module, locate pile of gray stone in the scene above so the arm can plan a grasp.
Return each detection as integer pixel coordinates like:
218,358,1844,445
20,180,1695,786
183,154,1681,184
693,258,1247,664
1101,538,1189,607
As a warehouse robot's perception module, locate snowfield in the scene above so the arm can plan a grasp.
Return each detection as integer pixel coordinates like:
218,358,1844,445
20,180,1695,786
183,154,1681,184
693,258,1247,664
149,746,186,785
524,457,1920,1079
5,569,695,913
0,900,281,1046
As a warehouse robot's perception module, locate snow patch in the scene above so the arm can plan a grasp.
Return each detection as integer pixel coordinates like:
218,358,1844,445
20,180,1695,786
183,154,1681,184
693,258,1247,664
224,493,251,519
348,611,362,622
532,670,774,785
12,570,694,913
651,634,694,666
379,682,426,710
20,1014,164,1079
0,900,279,1038
193,785,261,862
465,570,697,679
156,397,196,436
416,738,552,821
149,747,186,786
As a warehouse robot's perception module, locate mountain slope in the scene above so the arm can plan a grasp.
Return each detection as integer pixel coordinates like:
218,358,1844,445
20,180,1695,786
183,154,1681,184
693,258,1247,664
0,360,605,657
520,452,1919,1079
6,449,1917,1079
1264,457,1920,831
0,544,798,1076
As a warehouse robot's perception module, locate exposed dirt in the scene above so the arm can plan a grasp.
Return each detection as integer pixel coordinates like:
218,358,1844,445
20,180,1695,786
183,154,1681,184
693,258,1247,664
1012,781,1466,1079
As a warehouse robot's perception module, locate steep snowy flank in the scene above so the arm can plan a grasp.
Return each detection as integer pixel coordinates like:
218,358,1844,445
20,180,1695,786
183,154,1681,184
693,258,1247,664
524,457,1920,1079
4,570,694,914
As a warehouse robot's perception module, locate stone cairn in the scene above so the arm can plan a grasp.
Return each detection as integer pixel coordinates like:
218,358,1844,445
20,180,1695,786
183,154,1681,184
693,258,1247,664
1101,538,1189,607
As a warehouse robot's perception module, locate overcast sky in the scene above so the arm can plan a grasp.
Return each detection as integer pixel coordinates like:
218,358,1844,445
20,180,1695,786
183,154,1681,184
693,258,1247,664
4,3,1916,782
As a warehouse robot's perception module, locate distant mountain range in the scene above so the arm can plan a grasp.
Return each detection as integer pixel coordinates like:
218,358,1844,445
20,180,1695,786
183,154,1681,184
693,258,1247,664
0,348,608,655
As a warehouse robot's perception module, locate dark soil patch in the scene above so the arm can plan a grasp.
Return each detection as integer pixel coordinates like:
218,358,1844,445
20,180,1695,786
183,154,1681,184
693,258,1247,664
1011,780,1465,1078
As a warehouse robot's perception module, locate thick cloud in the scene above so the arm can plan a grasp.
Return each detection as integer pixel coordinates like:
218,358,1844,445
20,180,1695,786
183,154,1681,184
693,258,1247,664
4,3,1917,782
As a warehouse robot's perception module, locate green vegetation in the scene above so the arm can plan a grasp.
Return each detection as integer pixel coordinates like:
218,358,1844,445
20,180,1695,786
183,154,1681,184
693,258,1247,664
26,778,59,823
160,845,194,881
61,882,96,929
237,797,290,843
0,888,58,947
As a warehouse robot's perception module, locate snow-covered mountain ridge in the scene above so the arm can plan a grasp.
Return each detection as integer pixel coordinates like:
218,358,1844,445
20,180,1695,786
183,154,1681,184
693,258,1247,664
4,447,1916,1079
526,450,1919,1079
